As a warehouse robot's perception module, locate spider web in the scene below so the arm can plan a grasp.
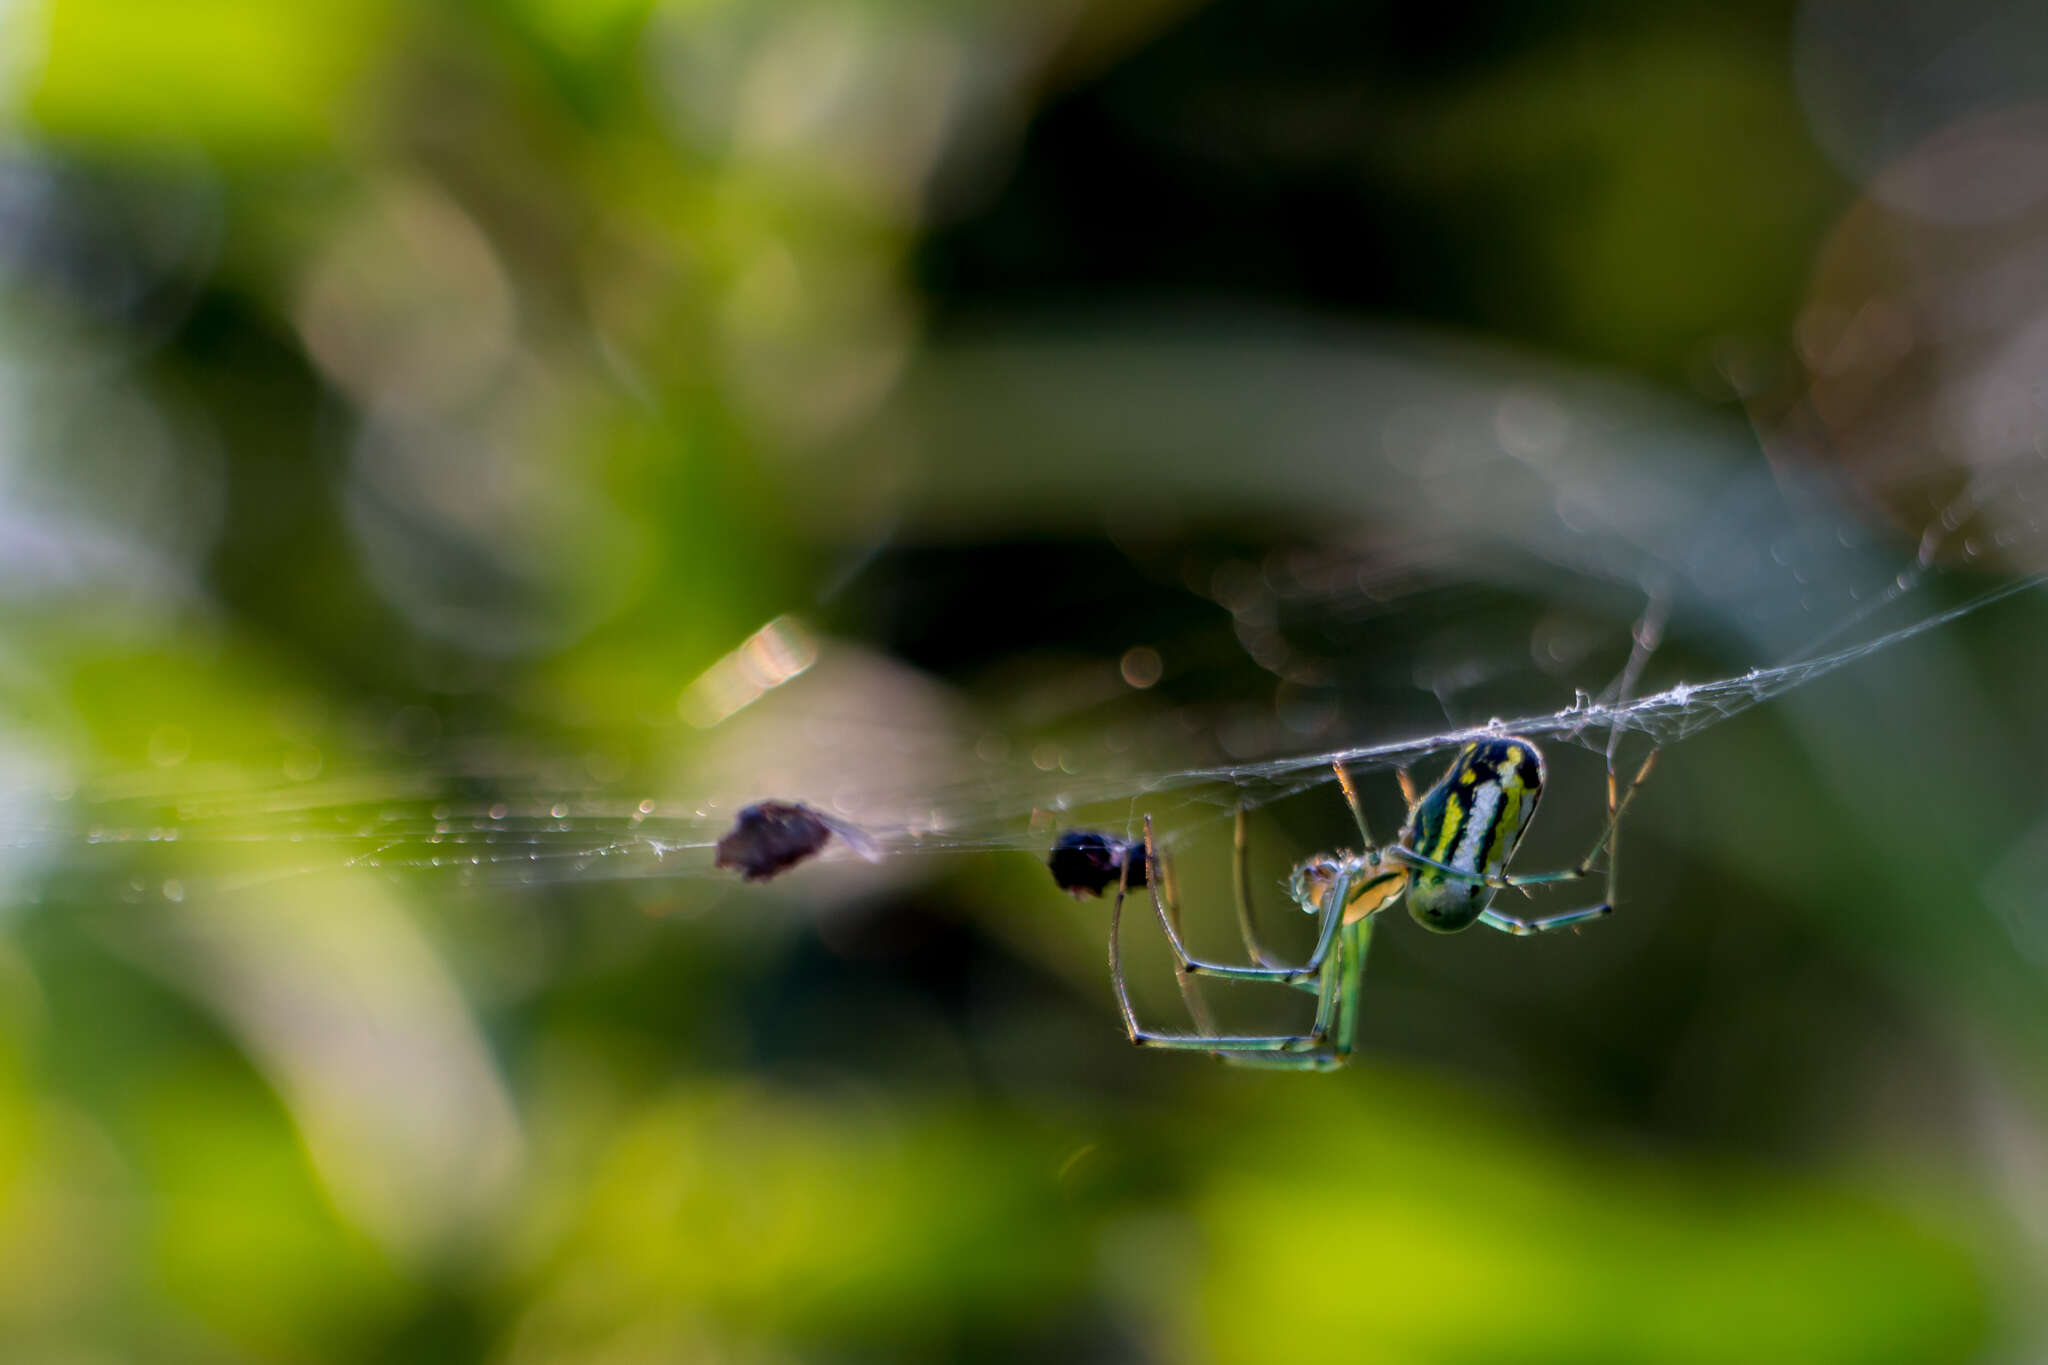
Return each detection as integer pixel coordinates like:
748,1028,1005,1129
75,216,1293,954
25,552,2043,898
1166,569,2048,800
18,323,2048,898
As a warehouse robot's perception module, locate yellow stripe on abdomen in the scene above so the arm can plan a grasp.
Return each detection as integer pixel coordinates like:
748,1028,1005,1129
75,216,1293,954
1428,791,1464,866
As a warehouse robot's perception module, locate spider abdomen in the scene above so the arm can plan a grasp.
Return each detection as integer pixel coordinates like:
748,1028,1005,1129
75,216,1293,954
1401,737,1544,932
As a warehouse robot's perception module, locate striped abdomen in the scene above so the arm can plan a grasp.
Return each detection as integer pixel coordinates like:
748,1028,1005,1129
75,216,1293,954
1400,738,1544,932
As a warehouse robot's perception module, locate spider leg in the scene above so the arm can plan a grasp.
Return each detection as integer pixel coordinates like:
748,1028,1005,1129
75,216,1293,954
1121,1032,1336,1053
1231,805,1280,968
1217,1049,1346,1071
1219,917,1372,1068
1575,749,1658,877
1595,595,1666,910
1335,762,1375,846
1386,845,1537,890
1388,749,1658,893
1144,927,1346,1056
1141,816,1354,986
1232,801,1368,993
1478,903,1611,935
1107,854,1350,1054
1388,748,1660,933
1150,829,1221,1034
1392,848,1613,932
1335,917,1370,1056
1107,849,1146,1040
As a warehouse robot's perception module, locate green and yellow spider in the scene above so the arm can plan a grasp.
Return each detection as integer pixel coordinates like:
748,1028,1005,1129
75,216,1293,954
1107,736,1658,1071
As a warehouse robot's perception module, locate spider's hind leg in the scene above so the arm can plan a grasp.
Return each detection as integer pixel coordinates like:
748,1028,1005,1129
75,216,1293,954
1218,1050,1346,1071
1477,902,1611,935
1387,745,1660,937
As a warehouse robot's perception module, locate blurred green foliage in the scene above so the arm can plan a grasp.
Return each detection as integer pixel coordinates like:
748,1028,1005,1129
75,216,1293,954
0,0,2040,1362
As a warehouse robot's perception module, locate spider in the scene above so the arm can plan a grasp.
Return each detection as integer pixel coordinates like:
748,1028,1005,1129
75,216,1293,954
1105,736,1658,1070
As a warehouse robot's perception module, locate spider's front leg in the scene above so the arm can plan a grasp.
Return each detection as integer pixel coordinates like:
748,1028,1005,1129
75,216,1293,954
1215,917,1373,1066
1106,846,1350,1054
1141,815,1348,987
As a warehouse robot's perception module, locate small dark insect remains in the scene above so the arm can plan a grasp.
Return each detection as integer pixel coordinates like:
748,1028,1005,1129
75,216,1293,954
1047,830,1150,898
715,801,879,881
